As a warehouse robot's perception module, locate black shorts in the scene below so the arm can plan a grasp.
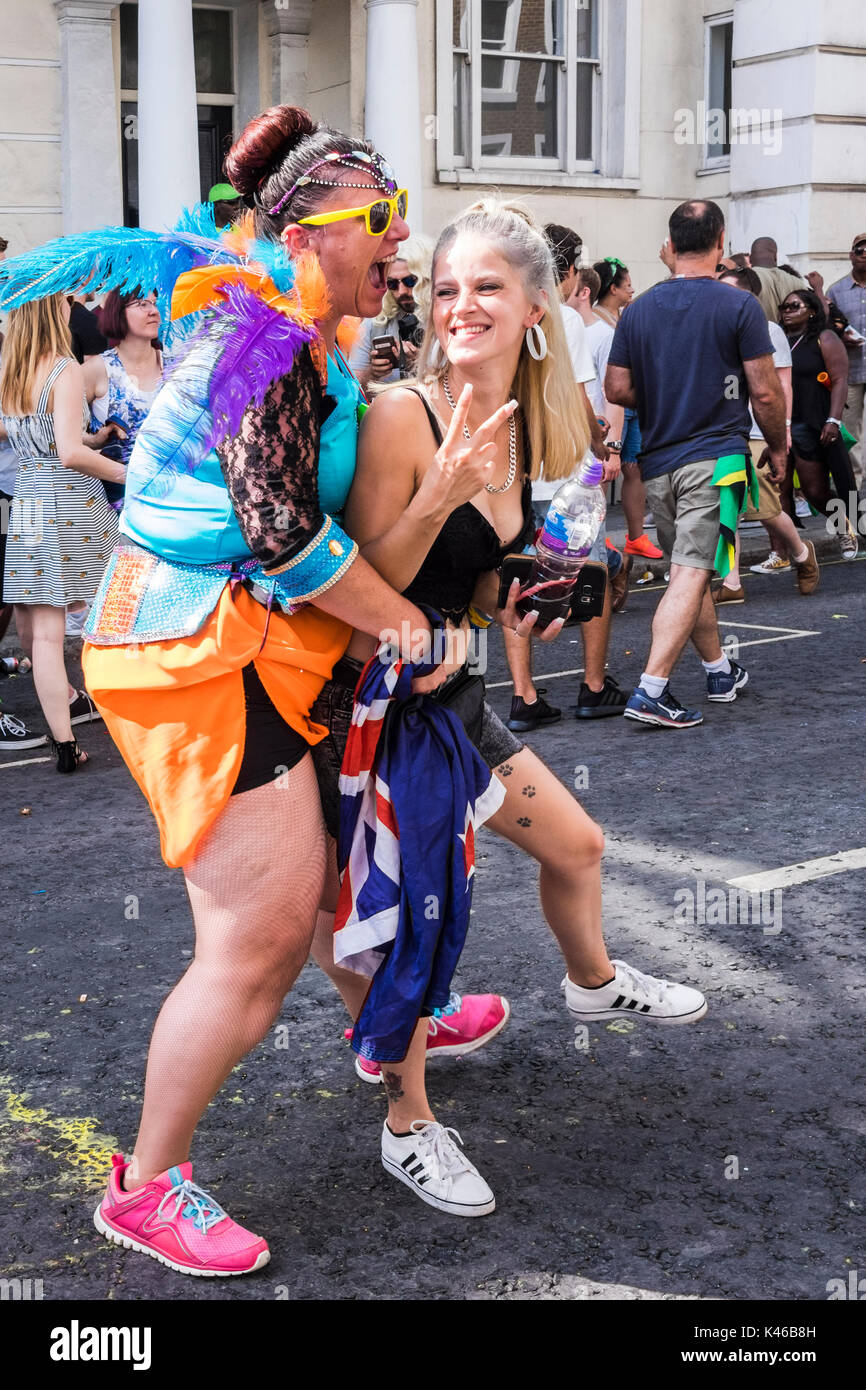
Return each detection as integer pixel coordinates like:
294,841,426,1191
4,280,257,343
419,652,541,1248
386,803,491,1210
231,663,309,796
310,655,523,838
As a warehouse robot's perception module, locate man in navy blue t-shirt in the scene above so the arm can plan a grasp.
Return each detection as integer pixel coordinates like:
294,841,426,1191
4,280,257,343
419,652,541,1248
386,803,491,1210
605,200,788,728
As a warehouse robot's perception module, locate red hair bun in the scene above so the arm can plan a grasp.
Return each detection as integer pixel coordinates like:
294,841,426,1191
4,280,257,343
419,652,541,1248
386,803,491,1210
225,105,315,195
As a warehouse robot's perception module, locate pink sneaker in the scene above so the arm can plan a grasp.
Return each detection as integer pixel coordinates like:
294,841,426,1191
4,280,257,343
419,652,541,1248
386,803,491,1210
346,992,511,1084
93,1155,270,1277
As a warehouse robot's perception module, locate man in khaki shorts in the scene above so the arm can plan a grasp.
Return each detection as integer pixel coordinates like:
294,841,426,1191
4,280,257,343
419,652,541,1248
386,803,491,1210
606,200,788,729
712,268,820,601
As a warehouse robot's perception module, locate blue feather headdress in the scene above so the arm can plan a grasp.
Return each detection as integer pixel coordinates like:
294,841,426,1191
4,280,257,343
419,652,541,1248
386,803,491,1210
0,206,238,333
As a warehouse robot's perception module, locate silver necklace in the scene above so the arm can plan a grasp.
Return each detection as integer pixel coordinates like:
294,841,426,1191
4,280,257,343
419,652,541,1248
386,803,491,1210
441,376,518,495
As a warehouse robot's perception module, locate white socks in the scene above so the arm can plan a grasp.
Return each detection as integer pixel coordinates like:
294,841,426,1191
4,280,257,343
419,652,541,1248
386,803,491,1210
640,673,668,698
702,655,732,675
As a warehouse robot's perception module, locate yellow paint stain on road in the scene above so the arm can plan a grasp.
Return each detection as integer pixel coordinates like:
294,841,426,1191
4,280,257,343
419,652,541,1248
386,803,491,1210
0,1076,117,1189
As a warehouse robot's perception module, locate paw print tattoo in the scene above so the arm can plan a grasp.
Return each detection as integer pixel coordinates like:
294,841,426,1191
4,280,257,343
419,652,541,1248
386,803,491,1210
499,762,514,777
522,785,536,798
517,816,532,828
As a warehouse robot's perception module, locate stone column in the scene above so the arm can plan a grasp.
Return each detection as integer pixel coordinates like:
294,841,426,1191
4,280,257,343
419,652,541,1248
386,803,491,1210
262,0,313,108
728,0,866,284
138,0,199,230
52,0,123,232
365,0,422,230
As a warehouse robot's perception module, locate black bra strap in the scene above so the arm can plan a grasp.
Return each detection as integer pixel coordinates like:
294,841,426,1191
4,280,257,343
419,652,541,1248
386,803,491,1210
405,386,445,447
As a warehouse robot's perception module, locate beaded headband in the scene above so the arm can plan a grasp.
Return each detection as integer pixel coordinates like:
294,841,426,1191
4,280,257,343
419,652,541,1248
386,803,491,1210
266,150,397,217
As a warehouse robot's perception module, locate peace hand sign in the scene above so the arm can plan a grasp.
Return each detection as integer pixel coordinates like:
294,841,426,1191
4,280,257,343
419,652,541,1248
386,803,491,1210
416,384,519,518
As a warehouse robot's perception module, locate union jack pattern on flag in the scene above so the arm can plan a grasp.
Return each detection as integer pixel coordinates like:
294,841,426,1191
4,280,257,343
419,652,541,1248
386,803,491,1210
334,649,505,1063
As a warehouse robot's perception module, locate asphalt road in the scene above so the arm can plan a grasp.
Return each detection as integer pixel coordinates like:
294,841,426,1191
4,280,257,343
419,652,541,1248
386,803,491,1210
1,547,864,1303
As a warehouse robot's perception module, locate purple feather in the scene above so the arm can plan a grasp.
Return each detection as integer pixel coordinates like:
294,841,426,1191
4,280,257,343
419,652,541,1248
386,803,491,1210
202,279,316,450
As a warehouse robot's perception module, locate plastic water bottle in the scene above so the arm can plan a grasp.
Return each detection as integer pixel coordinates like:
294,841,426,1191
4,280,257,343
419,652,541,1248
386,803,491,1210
518,458,606,630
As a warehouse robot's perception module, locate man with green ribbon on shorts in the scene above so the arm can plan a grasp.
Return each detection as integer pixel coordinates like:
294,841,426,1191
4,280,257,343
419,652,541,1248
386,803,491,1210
604,198,788,729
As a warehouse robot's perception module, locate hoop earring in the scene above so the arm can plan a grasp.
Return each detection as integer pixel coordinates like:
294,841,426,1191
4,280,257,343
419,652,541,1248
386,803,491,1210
525,322,548,361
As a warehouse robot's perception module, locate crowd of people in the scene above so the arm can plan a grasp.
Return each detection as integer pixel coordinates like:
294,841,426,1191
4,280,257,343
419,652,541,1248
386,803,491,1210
0,106,863,1276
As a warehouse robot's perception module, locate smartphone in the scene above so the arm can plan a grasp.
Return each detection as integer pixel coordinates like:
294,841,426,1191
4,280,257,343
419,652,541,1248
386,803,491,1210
371,335,399,364
497,554,535,611
497,554,607,624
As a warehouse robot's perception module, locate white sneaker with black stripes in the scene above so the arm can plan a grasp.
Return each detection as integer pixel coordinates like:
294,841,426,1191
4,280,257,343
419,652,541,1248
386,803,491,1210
381,1120,495,1217
563,960,707,1026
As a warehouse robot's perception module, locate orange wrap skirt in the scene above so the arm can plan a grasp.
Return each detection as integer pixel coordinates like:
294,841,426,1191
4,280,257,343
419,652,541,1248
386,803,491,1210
82,583,350,869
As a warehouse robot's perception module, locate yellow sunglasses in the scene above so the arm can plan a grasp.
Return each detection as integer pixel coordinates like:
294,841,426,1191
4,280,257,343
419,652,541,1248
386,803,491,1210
298,189,408,237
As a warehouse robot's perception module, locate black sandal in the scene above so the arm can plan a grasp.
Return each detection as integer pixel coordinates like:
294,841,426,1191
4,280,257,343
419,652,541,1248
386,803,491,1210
49,737,89,774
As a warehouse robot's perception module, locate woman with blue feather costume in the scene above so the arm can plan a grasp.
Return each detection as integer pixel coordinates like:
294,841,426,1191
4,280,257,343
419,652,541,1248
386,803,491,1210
1,104,451,1277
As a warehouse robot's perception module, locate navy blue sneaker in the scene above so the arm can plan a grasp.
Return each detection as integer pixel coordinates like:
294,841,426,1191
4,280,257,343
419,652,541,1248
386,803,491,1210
706,660,749,703
623,685,704,729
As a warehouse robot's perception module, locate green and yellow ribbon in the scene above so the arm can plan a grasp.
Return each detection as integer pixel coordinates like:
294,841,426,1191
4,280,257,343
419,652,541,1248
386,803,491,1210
712,453,759,579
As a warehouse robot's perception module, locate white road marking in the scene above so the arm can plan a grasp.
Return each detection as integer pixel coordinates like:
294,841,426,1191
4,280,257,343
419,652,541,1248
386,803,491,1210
487,667,584,690
716,620,820,634
486,621,820,689
728,848,866,893
0,756,51,769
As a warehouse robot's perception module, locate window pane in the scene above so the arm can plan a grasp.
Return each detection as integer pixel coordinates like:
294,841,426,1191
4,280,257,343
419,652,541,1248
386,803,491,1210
121,99,139,227
119,4,233,96
708,21,733,157
481,57,560,160
481,0,564,57
453,53,469,158
575,62,594,161
193,9,233,94
576,0,597,59
120,2,138,90
197,105,235,200
453,0,469,49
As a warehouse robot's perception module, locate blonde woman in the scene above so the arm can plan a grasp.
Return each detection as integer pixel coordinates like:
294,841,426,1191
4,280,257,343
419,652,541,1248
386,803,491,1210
349,233,433,389
311,200,707,1219
0,295,124,769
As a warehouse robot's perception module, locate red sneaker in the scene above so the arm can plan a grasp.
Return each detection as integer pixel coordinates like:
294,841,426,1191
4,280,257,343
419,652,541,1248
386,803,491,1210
625,533,663,561
94,1155,270,1277
347,992,511,1084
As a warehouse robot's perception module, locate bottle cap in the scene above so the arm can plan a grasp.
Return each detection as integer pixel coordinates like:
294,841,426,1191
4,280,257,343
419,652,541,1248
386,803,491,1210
578,458,604,486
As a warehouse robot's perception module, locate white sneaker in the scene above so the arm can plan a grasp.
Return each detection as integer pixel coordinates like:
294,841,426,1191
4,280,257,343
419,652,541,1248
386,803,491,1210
794,494,811,519
750,551,791,575
841,517,860,560
563,960,707,1026
381,1120,495,1217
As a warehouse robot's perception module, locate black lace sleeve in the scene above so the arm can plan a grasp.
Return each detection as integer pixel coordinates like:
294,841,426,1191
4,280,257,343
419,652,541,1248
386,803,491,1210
215,345,325,571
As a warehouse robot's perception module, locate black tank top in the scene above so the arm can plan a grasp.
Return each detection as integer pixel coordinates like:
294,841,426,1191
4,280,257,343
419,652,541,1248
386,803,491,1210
402,390,535,623
791,333,831,429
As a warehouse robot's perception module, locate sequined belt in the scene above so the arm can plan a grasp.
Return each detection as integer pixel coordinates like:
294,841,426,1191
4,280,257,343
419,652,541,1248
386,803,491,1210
84,543,262,646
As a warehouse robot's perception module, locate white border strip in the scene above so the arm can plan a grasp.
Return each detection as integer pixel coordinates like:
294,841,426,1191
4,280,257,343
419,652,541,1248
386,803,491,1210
728,848,866,893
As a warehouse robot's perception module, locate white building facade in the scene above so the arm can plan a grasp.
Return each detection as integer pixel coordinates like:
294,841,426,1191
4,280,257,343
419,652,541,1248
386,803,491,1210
1,0,865,292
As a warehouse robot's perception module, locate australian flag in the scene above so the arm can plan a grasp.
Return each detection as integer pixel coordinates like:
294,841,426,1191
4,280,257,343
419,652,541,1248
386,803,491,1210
333,649,505,1064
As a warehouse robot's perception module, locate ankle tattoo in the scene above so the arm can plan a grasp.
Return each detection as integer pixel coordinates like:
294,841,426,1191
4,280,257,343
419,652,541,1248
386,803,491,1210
382,1070,404,1104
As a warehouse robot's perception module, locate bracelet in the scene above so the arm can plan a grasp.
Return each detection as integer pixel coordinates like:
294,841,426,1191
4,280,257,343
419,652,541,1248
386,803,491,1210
826,417,841,427
607,441,623,453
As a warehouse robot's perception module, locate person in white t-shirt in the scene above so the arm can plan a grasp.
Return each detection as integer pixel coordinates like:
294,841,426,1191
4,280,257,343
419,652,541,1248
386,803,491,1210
567,264,624,455
714,267,819,598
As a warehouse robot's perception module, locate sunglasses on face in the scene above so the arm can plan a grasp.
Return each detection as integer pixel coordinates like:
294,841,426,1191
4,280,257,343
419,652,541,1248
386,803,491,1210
782,301,805,311
387,274,418,291
298,189,408,237
853,243,866,254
